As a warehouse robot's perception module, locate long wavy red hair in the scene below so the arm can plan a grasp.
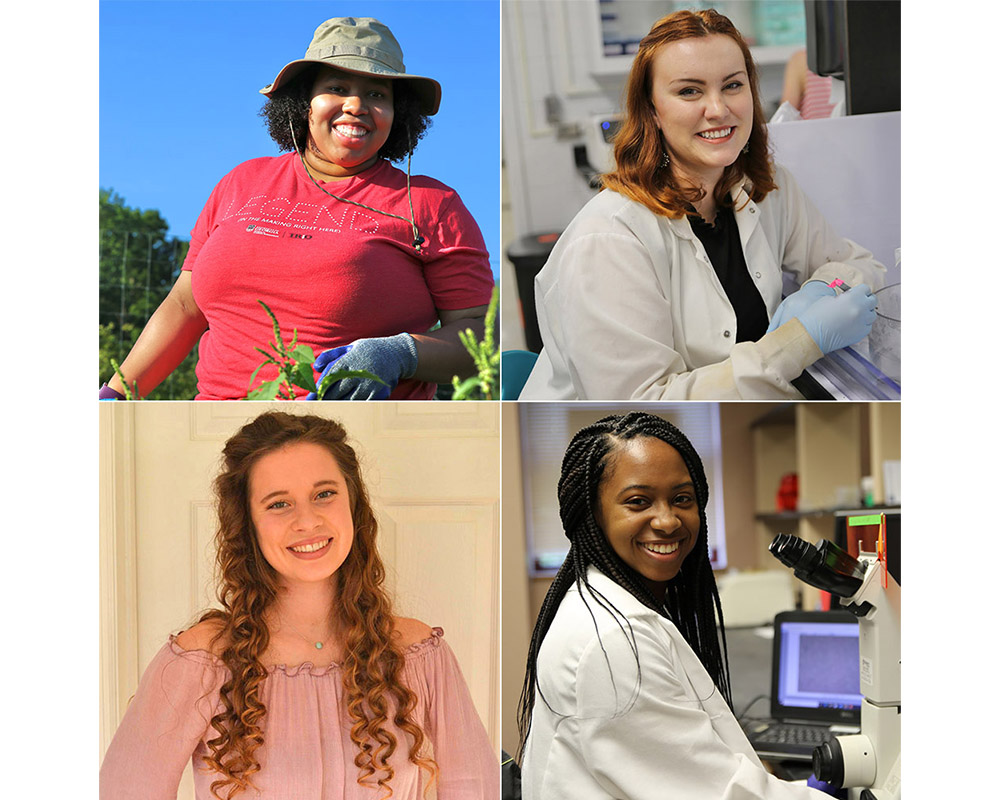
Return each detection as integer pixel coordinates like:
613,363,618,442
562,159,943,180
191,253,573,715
601,8,777,217
198,410,436,799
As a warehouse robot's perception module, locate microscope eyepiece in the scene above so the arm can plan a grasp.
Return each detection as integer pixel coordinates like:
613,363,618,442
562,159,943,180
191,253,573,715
768,534,865,598
769,533,814,569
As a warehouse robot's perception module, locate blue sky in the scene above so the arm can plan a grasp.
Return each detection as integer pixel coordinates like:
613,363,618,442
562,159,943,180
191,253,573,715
99,0,501,276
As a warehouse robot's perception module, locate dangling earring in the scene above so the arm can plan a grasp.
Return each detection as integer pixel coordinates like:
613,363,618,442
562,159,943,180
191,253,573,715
661,150,671,168
742,140,750,155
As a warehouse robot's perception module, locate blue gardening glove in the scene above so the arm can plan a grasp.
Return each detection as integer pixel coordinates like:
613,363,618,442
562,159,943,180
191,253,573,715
305,333,418,400
796,284,878,355
766,280,836,334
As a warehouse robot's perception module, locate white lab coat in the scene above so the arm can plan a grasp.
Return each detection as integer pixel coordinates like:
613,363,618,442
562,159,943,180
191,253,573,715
520,164,886,400
522,568,828,800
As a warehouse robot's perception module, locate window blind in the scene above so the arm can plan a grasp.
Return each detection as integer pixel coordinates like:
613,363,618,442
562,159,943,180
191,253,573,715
519,403,727,574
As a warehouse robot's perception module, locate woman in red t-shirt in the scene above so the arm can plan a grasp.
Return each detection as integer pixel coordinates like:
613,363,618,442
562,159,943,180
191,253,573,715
100,17,494,401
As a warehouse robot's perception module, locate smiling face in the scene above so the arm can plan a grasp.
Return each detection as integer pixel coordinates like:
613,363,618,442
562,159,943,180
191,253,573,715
305,65,395,179
248,441,355,588
596,436,701,600
650,33,753,192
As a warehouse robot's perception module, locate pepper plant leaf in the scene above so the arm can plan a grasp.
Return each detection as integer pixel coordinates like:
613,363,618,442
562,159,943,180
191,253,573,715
247,379,281,401
291,361,318,394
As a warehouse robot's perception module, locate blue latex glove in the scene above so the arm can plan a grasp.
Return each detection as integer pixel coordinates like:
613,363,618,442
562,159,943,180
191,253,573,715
766,280,836,334
807,775,847,797
305,333,418,401
796,284,878,355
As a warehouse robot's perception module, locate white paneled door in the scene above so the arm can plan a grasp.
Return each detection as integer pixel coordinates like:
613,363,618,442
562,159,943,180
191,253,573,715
99,402,500,799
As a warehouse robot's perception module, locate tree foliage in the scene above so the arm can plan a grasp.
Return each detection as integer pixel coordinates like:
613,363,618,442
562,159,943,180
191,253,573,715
98,189,197,399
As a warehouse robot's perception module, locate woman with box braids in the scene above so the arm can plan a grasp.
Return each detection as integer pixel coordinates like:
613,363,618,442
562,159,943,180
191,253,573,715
517,412,731,765
517,412,827,797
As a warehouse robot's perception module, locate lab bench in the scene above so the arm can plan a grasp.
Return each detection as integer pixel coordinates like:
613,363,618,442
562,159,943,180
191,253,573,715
727,625,818,782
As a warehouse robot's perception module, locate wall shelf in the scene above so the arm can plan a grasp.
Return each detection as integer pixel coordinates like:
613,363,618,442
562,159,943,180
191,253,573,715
750,404,900,609
755,506,901,524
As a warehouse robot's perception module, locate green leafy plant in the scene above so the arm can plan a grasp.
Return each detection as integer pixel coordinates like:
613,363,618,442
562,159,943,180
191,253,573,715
109,358,138,400
451,287,499,401
247,300,384,400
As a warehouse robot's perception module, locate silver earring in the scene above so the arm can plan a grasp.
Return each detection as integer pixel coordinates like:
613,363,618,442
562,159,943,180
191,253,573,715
661,150,670,167
742,141,750,155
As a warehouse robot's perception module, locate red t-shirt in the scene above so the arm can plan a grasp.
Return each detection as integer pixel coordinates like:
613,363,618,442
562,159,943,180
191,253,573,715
182,154,494,400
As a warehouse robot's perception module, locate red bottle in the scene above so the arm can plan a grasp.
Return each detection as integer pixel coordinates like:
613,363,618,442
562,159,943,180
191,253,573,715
776,473,798,512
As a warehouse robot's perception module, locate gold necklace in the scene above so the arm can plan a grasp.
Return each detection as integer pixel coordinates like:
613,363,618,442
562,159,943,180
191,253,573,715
275,615,334,651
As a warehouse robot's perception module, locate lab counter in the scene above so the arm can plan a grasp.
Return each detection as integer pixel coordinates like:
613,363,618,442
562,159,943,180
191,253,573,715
728,625,775,720
727,625,818,783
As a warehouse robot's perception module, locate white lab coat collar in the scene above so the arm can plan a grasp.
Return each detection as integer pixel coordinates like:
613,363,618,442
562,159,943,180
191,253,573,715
659,176,758,240
584,565,651,615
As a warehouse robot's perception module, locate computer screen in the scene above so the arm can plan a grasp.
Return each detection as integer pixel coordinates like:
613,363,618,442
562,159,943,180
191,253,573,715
777,618,862,711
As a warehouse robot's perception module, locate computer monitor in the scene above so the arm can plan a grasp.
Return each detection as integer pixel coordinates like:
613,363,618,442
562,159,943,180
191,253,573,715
771,609,862,724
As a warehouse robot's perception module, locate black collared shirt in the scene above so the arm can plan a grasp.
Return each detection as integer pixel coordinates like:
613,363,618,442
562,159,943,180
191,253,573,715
689,206,768,343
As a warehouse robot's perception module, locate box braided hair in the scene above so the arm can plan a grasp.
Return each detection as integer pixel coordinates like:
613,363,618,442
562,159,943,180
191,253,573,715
516,411,731,762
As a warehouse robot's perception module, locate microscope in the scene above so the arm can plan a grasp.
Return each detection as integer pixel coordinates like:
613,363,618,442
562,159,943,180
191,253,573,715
770,515,901,800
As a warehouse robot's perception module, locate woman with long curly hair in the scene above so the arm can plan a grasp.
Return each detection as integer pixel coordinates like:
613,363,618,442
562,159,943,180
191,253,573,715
517,412,828,798
100,411,497,799
99,16,493,401
520,8,884,401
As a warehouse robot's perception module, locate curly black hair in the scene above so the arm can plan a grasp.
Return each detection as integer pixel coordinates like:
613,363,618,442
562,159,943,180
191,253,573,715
259,65,432,163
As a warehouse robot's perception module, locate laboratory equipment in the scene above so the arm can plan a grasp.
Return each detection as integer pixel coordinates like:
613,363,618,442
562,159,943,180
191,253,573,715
769,518,900,800
804,0,900,115
795,348,900,401
867,284,900,384
767,111,902,400
583,113,622,176
575,113,625,189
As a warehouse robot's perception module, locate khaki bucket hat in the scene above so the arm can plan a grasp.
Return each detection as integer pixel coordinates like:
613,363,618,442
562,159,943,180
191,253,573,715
260,17,441,116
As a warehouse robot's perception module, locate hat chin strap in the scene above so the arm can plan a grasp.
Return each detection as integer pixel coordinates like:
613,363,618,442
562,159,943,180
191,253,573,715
288,117,425,251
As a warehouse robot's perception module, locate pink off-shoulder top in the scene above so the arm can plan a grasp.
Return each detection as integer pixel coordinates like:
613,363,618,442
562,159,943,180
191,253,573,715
100,628,498,799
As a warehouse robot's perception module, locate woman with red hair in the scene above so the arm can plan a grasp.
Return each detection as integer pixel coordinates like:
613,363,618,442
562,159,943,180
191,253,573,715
520,9,884,401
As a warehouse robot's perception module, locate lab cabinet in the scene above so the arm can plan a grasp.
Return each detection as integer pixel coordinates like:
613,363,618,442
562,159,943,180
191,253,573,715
587,0,805,75
750,403,900,608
